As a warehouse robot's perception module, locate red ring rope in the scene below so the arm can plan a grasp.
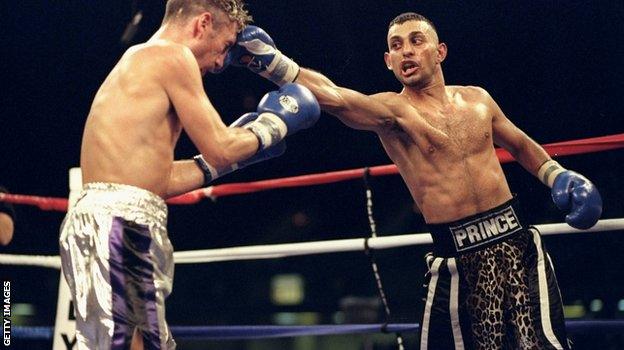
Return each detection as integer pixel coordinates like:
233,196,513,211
2,133,623,211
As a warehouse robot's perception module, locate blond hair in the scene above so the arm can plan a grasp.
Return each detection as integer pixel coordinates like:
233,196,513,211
163,0,252,29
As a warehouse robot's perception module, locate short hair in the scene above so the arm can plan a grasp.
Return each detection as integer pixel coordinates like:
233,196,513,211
163,0,252,29
388,12,438,35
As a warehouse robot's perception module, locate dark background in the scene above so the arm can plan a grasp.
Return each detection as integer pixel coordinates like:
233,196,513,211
1,1,623,349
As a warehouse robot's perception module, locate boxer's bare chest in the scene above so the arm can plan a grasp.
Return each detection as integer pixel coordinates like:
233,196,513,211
402,94,493,157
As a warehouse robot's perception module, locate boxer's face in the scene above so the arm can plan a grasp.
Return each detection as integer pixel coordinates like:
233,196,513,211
194,12,238,74
384,20,446,88
207,22,237,74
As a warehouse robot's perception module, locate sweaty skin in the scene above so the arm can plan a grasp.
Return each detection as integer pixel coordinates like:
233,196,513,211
78,12,259,349
296,20,550,223
80,16,259,199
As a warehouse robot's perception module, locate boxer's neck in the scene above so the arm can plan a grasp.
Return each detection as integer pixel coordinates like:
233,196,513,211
150,23,191,46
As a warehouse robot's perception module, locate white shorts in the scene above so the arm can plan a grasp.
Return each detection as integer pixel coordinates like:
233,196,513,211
59,183,175,349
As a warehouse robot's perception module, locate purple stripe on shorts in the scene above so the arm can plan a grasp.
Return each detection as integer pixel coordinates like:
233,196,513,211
109,217,131,349
109,217,162,349
122,221,161,349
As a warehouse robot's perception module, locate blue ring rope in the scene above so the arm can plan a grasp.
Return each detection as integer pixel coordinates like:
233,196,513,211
11,321,624,340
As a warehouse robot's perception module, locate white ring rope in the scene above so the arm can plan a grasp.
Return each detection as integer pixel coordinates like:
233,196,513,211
0,254,63,269
1,218,622,269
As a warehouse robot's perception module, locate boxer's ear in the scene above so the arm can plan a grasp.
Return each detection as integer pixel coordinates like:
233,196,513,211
436,42,447,64
383,52,392,71
194,12,214,38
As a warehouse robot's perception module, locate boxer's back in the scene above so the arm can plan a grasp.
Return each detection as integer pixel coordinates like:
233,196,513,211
80,41,184,197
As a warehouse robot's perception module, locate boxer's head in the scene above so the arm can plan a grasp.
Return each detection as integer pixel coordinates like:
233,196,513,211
384,12,447,89
163,0,251,29
163,0,252,73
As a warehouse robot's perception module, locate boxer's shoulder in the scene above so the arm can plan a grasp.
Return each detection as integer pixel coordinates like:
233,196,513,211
122,40,196,72
447,85,489,102
370,91,404,110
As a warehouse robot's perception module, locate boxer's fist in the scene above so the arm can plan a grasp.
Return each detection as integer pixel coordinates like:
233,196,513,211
257,83,321,133
551,171,602,229
194,113,286,186
230,112,288,158
228,25,300,86
243,83,320,150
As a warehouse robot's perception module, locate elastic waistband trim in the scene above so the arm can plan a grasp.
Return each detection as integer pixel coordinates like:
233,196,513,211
427,197,525,257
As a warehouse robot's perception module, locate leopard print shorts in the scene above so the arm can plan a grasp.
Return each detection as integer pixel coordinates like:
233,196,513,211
419,228,571,350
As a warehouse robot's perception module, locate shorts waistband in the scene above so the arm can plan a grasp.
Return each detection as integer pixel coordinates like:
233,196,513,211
427,197,525,257
74,182,167,223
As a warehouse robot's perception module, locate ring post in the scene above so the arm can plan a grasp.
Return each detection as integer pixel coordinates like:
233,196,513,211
53,167,81,349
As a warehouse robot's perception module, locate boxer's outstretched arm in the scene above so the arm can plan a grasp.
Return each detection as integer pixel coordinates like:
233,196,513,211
227,26,397,133
295,68,397,132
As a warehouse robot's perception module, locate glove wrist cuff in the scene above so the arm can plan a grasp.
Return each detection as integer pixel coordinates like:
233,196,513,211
262,50,300,86
244,113,288,150
193,155,220,186
538,160,567,188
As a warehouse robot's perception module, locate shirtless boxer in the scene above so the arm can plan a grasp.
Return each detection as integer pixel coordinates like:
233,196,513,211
58,1,320,349
224,12,602,350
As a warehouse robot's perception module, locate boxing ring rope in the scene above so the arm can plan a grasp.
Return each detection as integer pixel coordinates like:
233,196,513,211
1,218,623,269
1,133,623,210
3,219,624,341
13,320,624,341
2,133,624,343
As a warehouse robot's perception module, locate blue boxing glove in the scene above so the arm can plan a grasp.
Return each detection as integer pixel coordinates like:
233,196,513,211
227,25,300,86
228,111,261,128
243,83,320,150
538,160,603,229
193,113,286,186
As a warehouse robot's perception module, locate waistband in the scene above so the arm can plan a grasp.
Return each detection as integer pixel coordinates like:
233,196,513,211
427,197,526,257
73,182,167,223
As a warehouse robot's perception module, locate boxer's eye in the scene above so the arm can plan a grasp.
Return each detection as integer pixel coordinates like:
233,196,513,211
410,35,424,45
222,41,234,54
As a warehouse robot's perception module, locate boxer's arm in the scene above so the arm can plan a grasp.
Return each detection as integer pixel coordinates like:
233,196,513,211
163,142,286,199
163,160,205,198
163,45,260,169
491,99,596,222
295,68,398,132
488,88,551,177
156,45,260,198
228,26,397,132
489,88,602,228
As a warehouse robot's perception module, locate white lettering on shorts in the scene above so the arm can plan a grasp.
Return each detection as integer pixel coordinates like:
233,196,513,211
450,206,522,253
